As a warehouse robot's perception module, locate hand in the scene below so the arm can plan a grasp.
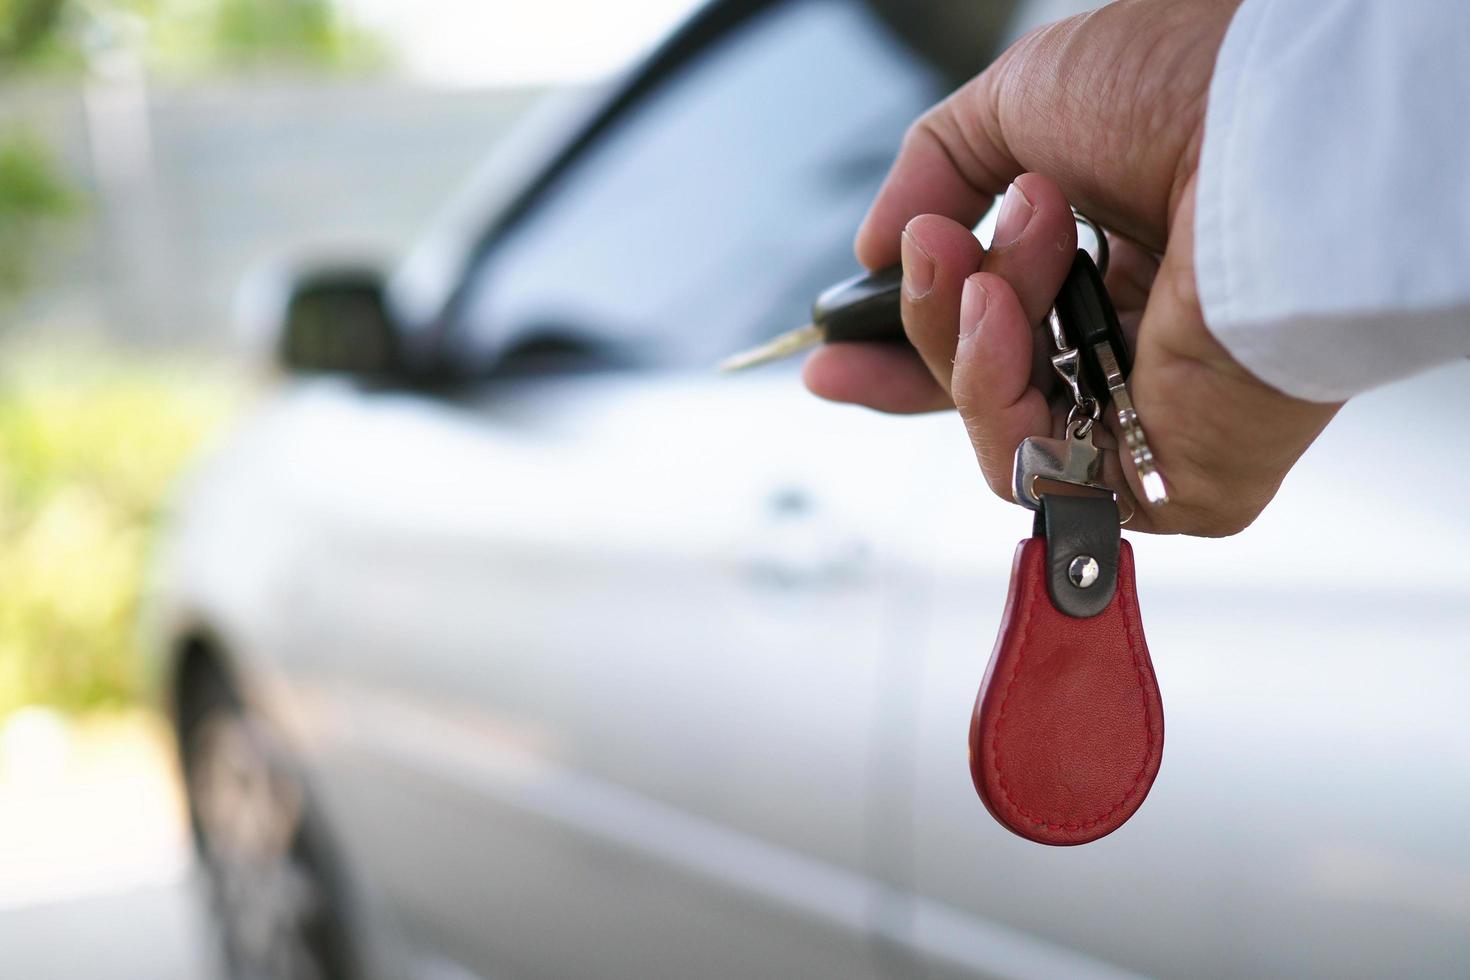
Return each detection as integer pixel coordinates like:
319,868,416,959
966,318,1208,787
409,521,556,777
803,0,1339,536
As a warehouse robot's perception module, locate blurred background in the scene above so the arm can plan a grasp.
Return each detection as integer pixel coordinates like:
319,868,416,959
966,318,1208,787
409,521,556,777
0,0,689,974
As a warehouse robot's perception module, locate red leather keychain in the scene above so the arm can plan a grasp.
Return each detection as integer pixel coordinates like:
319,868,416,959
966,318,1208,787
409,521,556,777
970,496,1163,845
969,245,1167,846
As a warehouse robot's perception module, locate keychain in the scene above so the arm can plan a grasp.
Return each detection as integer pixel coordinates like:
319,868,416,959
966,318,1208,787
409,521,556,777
973,241,1165,845
723,215,1169,845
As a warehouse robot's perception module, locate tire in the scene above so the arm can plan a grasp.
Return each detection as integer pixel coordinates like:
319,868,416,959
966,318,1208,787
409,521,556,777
178,665,357,980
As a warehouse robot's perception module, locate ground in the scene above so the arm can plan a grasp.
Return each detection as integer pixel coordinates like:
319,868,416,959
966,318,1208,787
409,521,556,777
0,710,219,978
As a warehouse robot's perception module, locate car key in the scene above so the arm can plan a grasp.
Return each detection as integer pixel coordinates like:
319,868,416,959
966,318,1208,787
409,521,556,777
723,215,1169,506
716,265,904,372
718,211,1108,373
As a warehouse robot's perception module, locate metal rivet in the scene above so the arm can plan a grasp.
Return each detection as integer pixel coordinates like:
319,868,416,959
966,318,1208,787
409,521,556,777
1068,555,1099,588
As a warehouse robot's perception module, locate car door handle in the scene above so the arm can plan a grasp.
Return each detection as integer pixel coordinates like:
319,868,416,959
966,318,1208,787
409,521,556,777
742,487,870,590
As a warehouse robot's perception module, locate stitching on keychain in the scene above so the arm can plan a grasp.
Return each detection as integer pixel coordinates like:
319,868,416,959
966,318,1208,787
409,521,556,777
992,554,1156,832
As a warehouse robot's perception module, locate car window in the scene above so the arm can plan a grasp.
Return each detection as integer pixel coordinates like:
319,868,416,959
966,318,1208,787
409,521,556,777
451,0,947,371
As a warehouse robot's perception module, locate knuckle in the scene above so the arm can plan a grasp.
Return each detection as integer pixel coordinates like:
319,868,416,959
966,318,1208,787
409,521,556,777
959,416,1014,501
908,85,1010,197
951,380,977,417
901,108,946,157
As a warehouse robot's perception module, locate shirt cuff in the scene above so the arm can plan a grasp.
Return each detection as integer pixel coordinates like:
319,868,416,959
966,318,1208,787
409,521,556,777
1195,0,1470,403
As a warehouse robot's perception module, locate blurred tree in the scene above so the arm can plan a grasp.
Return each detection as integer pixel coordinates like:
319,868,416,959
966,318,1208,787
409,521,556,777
1,0,384,77
0,0,75,304
0,0,377,715
0,351,235,715
122,0,384,73
0,0,66,65
0,131,73,301
214,0,339,67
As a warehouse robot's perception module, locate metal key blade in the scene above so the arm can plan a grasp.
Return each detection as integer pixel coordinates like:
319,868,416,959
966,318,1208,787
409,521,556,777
718,324,824,372
1091,340,1169,505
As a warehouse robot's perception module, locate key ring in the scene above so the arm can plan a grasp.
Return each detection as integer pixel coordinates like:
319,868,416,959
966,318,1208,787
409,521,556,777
1066,398,1102,439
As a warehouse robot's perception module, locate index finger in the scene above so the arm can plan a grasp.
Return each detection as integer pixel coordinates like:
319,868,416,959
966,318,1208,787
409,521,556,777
855,93,1020,270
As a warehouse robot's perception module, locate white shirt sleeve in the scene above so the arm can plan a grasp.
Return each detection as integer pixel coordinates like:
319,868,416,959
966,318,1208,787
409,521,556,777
1194,0,1470,403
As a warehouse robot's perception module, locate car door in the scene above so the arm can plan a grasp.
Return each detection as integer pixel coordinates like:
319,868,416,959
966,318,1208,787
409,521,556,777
272,2,962,977
304,366,975,977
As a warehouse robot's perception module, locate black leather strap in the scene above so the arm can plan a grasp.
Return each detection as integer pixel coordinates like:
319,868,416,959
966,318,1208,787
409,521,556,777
1038,494,1120,618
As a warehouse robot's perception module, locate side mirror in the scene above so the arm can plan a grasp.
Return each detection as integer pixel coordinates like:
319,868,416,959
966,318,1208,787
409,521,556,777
281,266,399,376
241,261,401,377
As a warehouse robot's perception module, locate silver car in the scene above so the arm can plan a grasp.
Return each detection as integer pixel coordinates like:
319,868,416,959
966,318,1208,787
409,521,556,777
148,1,1470,977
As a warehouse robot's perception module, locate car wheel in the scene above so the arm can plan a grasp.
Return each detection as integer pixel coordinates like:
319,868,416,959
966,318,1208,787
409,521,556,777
179,666,356,980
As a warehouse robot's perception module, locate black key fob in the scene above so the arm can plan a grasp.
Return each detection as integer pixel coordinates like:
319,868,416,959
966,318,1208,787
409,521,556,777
1051,250,1131,405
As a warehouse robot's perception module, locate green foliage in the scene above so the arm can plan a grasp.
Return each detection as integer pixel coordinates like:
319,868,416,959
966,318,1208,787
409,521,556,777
2,0,386,77
0,0,86,74
0,0,65,64
122,0,386,74
0,130,75,300
213,0,334,66
0,349,237,716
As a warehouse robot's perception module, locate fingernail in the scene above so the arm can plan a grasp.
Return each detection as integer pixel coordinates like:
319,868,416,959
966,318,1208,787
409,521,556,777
992,181,1034,249
959,276,988,341
900,229,934,300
